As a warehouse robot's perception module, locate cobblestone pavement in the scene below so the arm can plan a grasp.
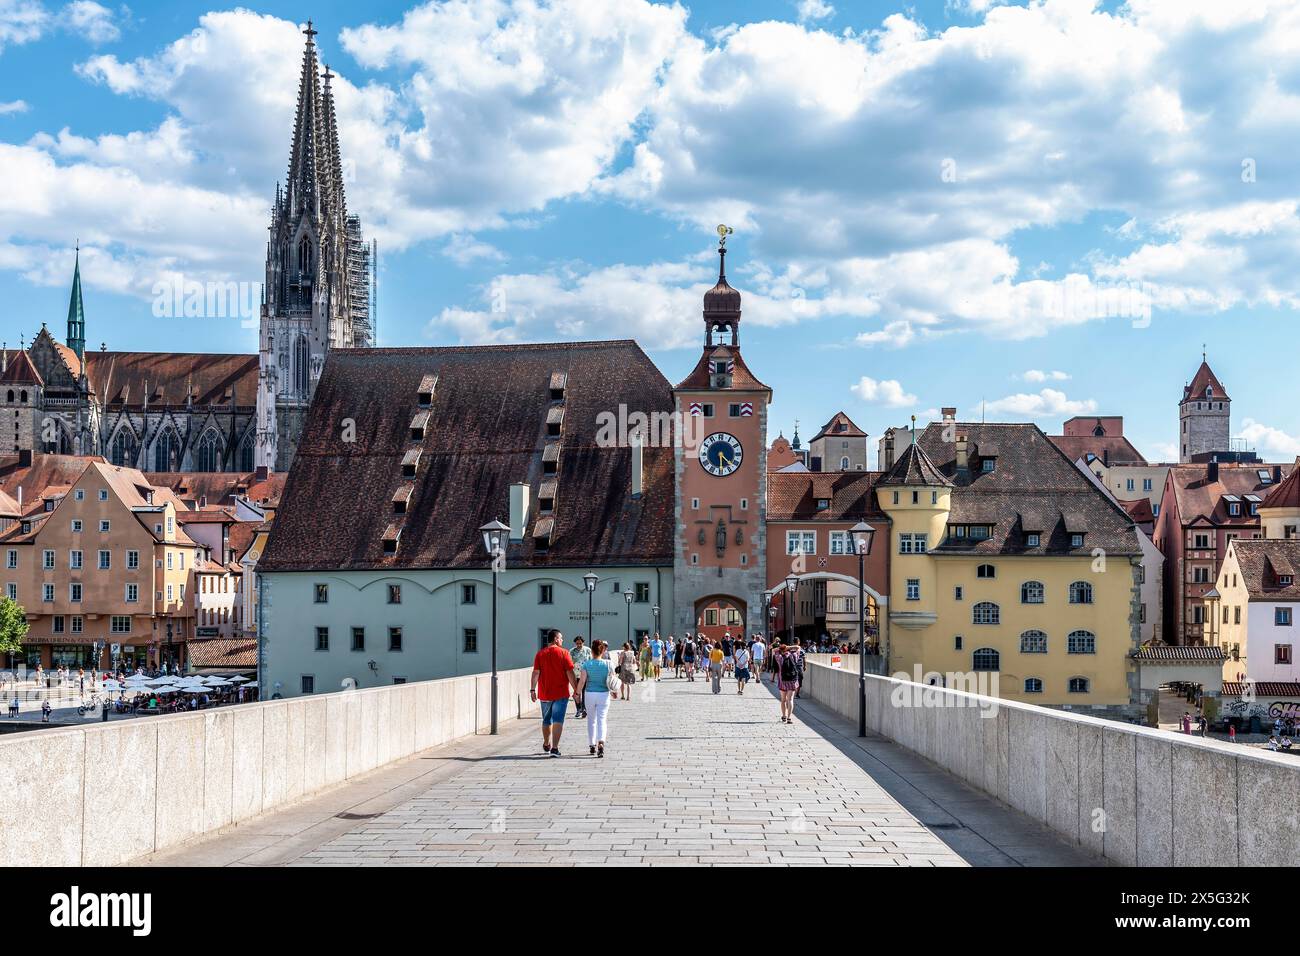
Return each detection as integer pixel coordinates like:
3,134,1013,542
142,671,1101,867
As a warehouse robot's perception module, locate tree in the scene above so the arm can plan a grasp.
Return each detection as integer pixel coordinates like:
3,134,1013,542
0,597,29,657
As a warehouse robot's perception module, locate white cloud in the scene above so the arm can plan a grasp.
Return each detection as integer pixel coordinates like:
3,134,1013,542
0,99,28,114
796,0,834,23
440,233,504,267
984,388,1097,420
0,0,46,52
850,376,917,408
1022,369,1069,383
63,1,120,44
1237,418,1300,461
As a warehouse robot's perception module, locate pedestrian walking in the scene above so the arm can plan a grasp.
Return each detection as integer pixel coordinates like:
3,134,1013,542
734,641,751,695
708,640,724,694
682,634,697,682
721,633,734,677
571,636,592,718
750,635,766,685
41,699,52,723
649,633,664,682
616,641,636,701
530,629,579,757
774,642,801,723
673,638,685,679
575,639,615,757
1228,723,1237,744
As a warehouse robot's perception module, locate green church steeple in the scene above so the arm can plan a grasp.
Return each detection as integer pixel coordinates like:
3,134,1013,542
67,243,85,362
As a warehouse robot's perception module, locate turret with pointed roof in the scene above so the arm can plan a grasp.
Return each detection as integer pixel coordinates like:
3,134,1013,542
1178,353,1230,463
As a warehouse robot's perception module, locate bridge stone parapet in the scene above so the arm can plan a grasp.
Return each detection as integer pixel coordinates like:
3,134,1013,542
800,660,1300,866
0,667,539,867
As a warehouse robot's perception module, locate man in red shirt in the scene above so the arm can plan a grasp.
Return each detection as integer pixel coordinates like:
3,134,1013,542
531,629,578,757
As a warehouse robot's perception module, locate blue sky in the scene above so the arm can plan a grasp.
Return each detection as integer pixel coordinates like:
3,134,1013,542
2,0,1299,464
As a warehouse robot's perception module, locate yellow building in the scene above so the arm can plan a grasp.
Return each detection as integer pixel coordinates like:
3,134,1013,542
878,422,1144,719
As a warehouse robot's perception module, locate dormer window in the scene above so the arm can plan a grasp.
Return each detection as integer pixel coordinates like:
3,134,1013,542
980,458,996,473
542,443,560,475
816,498,830,511
401,449,421,478
381,524,401,555
547,406,565,437
410,411,430,441
417,374,438,407
1070,532,1084,548
538,480,556,515
549,371,567,401
1280,575,1294,587
1025,532,1040,547
1206,386,1213,397
392,486,413,515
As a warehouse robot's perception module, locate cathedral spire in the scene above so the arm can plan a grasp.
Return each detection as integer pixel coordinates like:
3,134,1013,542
286,22,327,222
66,242,85,361
703,225,741,347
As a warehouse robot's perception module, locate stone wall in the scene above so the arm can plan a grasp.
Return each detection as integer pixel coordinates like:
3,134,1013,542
0,666,539,867
800,660,1299,865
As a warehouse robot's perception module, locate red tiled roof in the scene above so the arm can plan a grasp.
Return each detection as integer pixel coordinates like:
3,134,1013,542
1182,360,1228,403
1166,462,1293,527
0,349,42,386
767,471,887,522
811,411,867,442
1120,497,1155,526
767,435,800,471
1131,644,1226,661
674,346,770,393
0,488,19,517
146,471,287,507
1048,433,1147,466
0,454,102,502
879,441,952,487
1230,540,1300,601
1263,458,1300,511
186,639,257,670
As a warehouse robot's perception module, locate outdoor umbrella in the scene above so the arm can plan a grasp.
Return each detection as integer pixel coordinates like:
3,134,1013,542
228,675,250,683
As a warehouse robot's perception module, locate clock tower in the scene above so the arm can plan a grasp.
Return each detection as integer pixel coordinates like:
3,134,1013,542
672,229,771,640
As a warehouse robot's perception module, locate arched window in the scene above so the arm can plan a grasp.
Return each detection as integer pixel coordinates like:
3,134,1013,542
110,429,137,467
1020,630,1047,654
295,334,309,396
154,428,178,472
1024,677,1043,694
1021,581,1045,604
1067,630,1096,654
972,602,1000,625
1068,581,1093,604
298,236,313,276
840,456,849,470
4,390,11,402
195,430,223,472
976,564,996,579
19,390,25,402
1092,425,1104,437
1068,677,1090,694
972,647,1000,671
238,432,255,472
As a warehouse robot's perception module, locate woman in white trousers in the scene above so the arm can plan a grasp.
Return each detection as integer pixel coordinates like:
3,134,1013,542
575,639,614,757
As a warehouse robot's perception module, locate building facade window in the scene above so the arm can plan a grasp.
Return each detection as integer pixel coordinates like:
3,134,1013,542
1021,581,1045,604
1068,581,1093,604
314,584,328,604
972,648,1000,671
976,564,995,579
538,584,553,605
906,579,920,601
1276,608,1293,627
1024,678,1043,694
973,602,1000,625
462,583,477,604
786,531,815,555
387,584,401,604
301,675,315,695
388,627,403,652
1020,630,1047,654
1067,630,1096,654
1068,677,1090,694
315,627,329,651
463,628,478,652
351,627,365,651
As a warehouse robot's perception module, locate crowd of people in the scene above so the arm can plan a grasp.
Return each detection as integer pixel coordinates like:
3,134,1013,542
529,628,812,758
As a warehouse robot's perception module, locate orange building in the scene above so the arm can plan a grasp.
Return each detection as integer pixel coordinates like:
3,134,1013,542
671,234,771,640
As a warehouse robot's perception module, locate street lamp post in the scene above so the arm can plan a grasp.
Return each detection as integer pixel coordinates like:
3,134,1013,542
623,588,634,649
480,519,510,735
652,604,660,638
849,521,877,738
166,620,174,675
768,602,776,645
583,572,598,644
784,573,798,644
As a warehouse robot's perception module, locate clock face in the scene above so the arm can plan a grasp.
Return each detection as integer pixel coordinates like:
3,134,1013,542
699,432,743,477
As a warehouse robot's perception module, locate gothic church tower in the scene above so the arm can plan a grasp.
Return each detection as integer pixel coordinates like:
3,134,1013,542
257,22,370,472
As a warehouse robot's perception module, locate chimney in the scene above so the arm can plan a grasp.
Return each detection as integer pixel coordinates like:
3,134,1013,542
16,487,21,510
955,433,969,472
18,449,32,468
631,434,644,498
254,465,269,481
1207,460,1219,483
1275,464,1284,484
941,407,956,422
509,482,530,541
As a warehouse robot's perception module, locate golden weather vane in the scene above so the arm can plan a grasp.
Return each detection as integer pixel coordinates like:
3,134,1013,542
716,224,733,248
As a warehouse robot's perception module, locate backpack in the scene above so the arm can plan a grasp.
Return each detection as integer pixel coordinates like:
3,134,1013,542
780,652,800,683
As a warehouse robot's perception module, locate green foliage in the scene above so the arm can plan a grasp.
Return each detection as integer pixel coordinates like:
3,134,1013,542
0,597,29,654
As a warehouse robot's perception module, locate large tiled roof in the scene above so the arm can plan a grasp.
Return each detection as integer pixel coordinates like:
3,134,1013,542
0,454,104,502
0,349,42,386
878,441,952,487
767,471,887,522
259,341,676,571
918,423,1140,557
1263,458,1300,510
1165,462,1293,527
1048,433,1147,466
85,351,257,407
1223,682,1300,698
1182,360,1228,403
146,470,286,508
1230,540,1300,601
0,488,19,518
186,638,257,670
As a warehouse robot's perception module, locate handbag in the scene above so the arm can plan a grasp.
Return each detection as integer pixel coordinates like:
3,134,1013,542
606,662,622,693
